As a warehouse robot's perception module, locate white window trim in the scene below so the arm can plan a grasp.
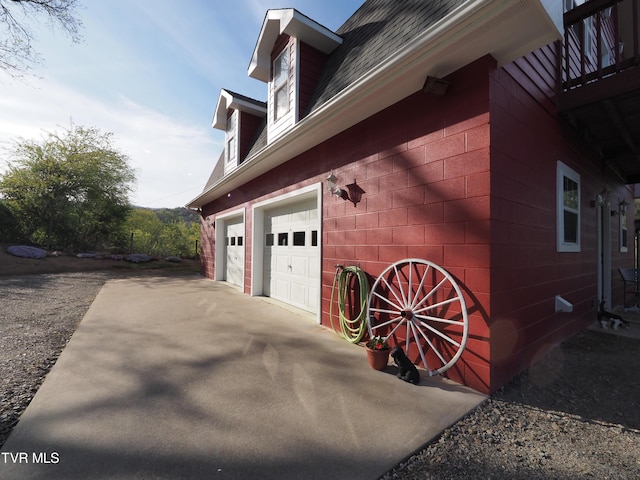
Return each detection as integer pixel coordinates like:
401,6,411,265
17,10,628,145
226,110,240,165
267,41,297,143
620,208,628,253
225,110,239,173
557,161,581,252
273,48,290,122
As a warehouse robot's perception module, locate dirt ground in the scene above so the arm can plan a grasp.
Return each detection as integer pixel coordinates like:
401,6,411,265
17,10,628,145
0,244,201,276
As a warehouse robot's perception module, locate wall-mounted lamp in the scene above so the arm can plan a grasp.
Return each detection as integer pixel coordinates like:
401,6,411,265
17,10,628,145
423,76,451,96
327,170,348,200
619,199,629,216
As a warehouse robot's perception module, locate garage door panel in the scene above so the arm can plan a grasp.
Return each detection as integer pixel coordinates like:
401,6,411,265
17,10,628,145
274,254,289,273
274,279,289,299
290,255,308,275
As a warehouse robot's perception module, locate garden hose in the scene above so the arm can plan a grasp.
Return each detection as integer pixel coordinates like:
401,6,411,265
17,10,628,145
329,265,370,344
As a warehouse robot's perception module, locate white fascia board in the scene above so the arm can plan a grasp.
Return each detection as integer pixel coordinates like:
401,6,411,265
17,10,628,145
189,0,559,208
212,90,266,130
248,9,341,83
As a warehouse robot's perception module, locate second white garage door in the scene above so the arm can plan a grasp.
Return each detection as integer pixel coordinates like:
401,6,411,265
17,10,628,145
224,216,244,288
263,197,319,313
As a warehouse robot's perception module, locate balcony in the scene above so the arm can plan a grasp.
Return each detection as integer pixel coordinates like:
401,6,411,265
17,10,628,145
558,0,640,183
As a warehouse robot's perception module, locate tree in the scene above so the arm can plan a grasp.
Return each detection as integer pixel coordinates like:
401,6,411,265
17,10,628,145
125,208,201,258
0,125,136,250
0,0,82,76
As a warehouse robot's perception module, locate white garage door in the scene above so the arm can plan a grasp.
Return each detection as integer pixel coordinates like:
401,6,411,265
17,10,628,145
263,197,319,312
224,217,244,287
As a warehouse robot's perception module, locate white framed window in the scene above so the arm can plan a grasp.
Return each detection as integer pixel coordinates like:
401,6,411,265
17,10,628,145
273,48,290,121
557,161,581,252
620,207,628,253
226,110,237,165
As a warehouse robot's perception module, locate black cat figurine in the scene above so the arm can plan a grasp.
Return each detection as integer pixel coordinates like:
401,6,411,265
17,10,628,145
391,346,420,385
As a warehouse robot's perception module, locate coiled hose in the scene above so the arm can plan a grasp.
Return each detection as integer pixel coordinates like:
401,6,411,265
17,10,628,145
329,265,370,343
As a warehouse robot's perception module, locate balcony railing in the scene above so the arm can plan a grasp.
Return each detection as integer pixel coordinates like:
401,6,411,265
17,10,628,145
562,0,640,91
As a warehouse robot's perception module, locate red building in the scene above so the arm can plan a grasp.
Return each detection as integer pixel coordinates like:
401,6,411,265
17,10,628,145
188,0,640,394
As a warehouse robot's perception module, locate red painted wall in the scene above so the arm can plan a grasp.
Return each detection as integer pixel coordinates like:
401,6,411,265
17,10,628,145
489,44,634,390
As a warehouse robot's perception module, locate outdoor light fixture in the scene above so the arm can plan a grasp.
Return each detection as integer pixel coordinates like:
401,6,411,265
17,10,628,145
327,170,348,200
345,181,364,207
619,199,629,216
423,76,451,95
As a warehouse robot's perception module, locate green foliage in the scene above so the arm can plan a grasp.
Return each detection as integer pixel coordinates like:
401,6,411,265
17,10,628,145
0,199,25,243
125,208,200,258
0,125,135,250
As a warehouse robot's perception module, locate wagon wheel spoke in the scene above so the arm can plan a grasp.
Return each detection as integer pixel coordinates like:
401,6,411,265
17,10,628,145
414,322,449,370
414,316,463,349
413,277,449,312
414,295,461,314
371,290,403,312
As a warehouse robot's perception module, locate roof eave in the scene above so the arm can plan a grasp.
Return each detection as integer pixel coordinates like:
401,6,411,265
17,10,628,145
212,89,267,130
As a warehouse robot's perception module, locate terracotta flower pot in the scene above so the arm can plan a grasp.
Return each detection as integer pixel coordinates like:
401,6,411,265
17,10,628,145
366,347,390,370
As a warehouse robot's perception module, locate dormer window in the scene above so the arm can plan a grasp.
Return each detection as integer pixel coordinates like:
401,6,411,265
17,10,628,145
212,89,267,177
273,49,290,121
249,9,342,144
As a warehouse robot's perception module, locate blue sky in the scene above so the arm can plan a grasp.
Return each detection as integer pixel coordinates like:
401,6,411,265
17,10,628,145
0,0,363,208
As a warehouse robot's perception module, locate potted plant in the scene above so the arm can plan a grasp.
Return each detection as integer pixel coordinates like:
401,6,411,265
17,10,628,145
365,335,390,370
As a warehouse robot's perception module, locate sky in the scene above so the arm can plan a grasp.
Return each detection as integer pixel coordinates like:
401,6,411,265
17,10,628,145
0,0,363,208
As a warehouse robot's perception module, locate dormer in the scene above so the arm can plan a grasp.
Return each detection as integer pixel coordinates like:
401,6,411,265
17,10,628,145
212,89,267,176
248,9,342,143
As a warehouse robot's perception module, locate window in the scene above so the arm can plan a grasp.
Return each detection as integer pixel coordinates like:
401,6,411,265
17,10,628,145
278,232,288,246
266,233,274,246
557,161,581,252
620,208,628,253
226,111,237,165
293,231,305,246
273,49,290,120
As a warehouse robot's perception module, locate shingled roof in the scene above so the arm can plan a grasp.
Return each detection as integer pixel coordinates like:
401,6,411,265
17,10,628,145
305,0,465,115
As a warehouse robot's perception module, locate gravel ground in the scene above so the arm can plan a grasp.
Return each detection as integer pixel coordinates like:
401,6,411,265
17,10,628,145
0,272,118,448
1,271,639,479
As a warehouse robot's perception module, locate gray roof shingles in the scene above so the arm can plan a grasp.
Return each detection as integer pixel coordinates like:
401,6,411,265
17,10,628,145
305,0,465,114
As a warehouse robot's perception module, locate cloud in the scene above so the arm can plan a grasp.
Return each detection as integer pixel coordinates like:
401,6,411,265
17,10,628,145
0,78,221,208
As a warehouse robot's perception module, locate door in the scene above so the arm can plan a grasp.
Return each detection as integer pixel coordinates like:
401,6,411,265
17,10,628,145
263,197,319,312
597,194,612,308
224,217,244,287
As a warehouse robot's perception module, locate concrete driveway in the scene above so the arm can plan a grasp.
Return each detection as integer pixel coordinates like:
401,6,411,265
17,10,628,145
1,276,486,480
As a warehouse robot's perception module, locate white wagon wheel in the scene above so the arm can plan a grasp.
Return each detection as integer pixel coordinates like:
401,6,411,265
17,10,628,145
367,258,469,376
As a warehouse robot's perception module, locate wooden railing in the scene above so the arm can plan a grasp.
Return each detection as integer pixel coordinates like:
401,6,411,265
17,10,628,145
563,0,640,90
